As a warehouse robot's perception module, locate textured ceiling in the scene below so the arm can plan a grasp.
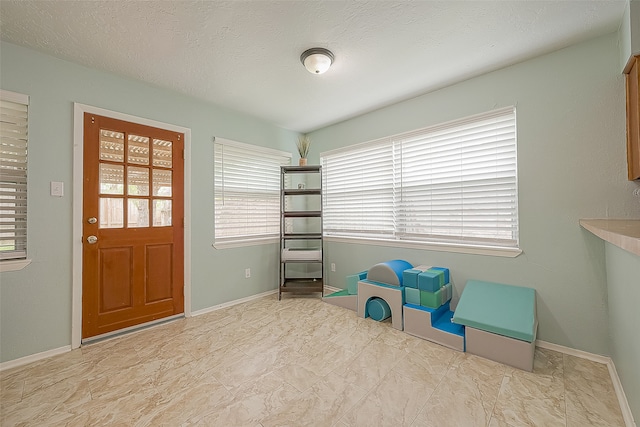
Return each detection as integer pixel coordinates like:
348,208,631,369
0,1,628,132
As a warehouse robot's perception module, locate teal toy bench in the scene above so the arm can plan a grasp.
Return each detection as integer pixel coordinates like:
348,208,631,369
452,280,538,371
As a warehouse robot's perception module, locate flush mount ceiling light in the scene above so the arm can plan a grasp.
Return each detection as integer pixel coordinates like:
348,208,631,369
300,48,334,74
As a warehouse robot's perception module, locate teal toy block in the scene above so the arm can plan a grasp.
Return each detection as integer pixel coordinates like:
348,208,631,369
405,287,420,305
402,269,421,288
452,280,536,343
418,269,445,292
418,283,451,308
346,271,367,295
430,267,450,284
452,280,537,371
403,265,432,288
367,297,391,321
420,288,443,309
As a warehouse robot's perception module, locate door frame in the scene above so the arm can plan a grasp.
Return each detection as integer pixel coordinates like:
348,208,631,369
72,103,192,349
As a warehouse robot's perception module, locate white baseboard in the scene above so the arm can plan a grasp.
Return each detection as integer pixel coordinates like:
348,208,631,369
191,289,277,317
606,358,637,427
536,340,636,427
536,340,611,364
0,345,71,372
323,285,342,294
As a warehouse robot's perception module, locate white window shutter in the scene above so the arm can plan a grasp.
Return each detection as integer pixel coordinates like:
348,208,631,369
398,108,518,246
214,138,291,245
322,138,398,239
321,107,519,250
0,91,29,260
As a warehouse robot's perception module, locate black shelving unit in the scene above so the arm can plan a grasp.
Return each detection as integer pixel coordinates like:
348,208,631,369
279,165,323,300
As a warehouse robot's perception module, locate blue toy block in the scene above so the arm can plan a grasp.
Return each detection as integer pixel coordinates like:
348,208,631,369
403,302,465,352
418,269,445,292
367,260,413,286
405,287,420,305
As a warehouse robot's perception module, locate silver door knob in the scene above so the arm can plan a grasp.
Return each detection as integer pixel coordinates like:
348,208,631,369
87,235,98,244
87,217,97,224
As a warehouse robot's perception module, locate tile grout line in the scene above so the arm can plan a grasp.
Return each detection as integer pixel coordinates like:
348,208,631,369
410,349,461,426
487,372,510,427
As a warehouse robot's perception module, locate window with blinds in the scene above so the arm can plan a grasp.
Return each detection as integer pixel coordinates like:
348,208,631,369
0,90,29,261
214,138,291,246
321,107,519,251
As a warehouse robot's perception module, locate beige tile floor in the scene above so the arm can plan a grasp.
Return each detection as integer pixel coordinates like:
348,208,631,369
0,293,626,426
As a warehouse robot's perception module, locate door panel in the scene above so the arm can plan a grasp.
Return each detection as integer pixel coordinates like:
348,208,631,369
83,113,184,339
146,244,173,302
99,247,133,312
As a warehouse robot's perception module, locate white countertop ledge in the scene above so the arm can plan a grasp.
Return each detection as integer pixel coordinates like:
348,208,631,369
580,219,640,257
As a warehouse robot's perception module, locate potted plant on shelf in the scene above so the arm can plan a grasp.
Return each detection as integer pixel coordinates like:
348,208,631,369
296,135,311,166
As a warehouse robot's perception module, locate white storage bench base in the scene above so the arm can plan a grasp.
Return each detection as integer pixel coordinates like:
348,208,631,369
466,324,537,371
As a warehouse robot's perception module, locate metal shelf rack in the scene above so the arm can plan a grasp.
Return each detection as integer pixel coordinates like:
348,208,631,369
279,165,323,300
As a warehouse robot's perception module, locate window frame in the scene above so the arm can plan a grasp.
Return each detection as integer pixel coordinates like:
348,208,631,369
213,137,292,249
321,107,521,258
0,89,31,271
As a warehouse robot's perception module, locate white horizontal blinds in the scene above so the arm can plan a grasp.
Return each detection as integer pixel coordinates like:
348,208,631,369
214,139,291,243
321,107,518,249
0,91,28,260
322,139,397,238
398,108,518,247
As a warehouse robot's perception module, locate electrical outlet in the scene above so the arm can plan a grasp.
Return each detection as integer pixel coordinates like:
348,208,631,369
331,263,336,272
245,268,251,278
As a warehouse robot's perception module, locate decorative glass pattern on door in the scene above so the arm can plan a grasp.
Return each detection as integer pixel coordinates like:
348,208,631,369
98,130,173,229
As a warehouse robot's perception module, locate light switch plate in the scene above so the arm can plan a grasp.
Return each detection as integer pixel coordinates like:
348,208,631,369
50,181,64,197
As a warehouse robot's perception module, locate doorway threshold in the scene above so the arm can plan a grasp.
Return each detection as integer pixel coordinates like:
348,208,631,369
81,314,185,346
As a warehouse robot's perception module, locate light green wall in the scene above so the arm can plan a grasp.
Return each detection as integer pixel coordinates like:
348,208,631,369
619,0,640,71
1,31,638,370
619,0,632,71
0,41,297,362
311,33,639,356
605,242,640,421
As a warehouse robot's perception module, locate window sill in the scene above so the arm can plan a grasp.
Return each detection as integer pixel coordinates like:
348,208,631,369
213,237,279,250
323,236,522,258
0,259,32,273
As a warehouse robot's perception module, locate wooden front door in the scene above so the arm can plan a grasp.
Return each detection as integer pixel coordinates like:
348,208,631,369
82,113,184,339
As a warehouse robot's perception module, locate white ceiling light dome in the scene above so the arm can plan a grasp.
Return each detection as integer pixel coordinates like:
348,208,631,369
300,48,334,74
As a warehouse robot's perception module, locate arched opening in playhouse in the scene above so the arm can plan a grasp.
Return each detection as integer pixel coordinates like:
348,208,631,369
354,260,412,331
363,296,393,322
